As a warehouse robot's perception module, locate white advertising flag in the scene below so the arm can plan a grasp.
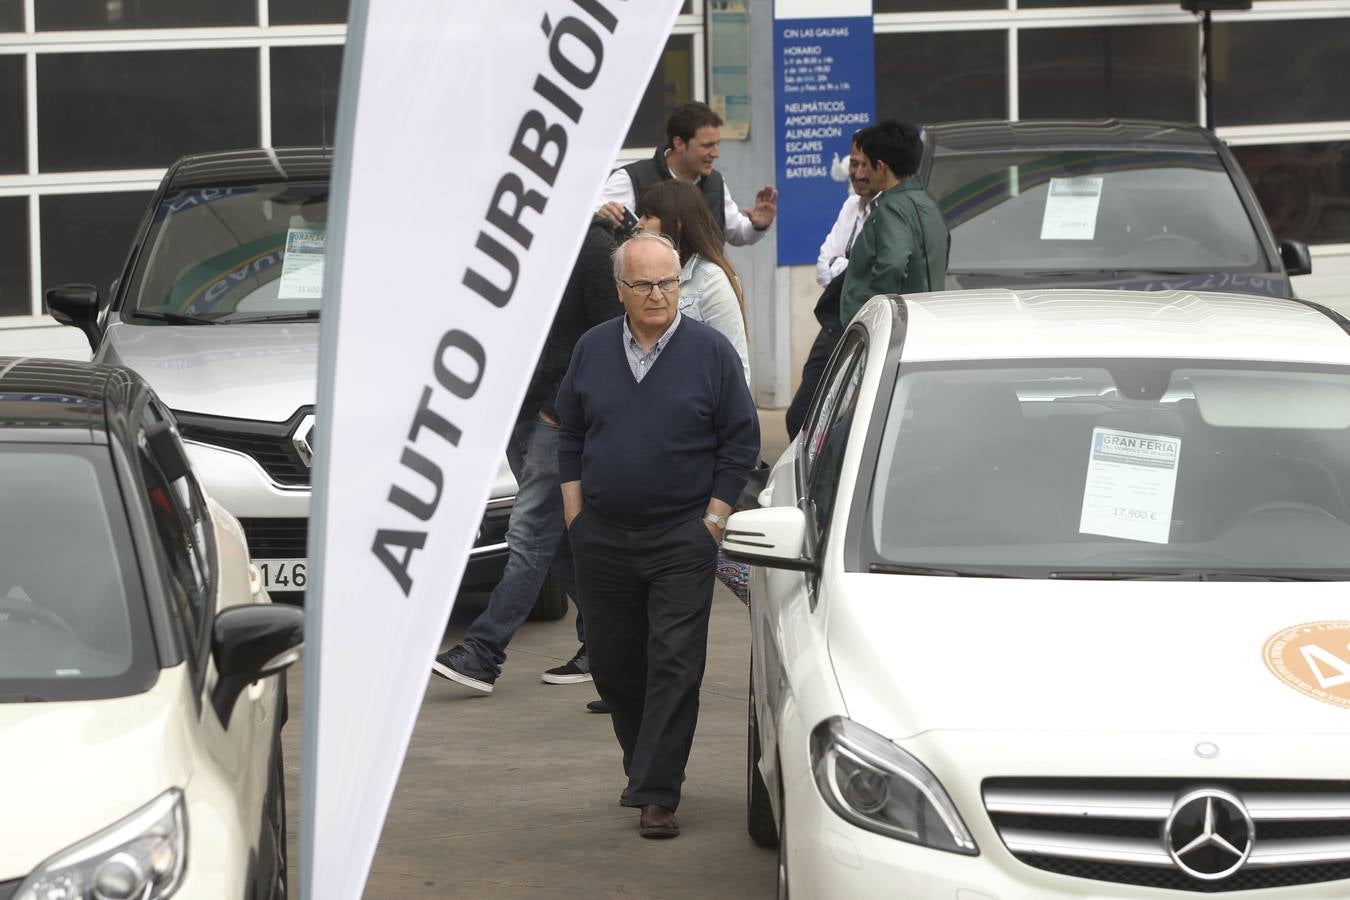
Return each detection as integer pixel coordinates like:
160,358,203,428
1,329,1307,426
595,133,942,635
301,1,683,896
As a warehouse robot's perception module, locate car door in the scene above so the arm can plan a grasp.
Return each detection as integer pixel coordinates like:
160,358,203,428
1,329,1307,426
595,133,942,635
133,397,271,866
754,327,870,798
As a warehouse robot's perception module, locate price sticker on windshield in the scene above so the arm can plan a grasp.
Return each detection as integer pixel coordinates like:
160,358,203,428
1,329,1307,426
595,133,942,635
277,225,326,300
1041,176,1103,241
1079,427,1180,544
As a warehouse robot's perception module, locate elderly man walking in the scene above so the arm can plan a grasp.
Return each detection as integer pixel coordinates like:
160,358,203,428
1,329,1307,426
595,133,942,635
555,231,760,839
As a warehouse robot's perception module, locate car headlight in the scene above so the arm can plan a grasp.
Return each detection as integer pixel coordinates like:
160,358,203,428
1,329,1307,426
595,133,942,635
810,717,977,855
17,789,187,900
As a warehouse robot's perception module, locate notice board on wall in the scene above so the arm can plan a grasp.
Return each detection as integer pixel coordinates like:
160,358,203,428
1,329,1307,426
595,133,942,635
773,0,875,266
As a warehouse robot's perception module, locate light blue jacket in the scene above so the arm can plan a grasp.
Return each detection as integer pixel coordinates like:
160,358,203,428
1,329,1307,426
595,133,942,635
677,253,751,387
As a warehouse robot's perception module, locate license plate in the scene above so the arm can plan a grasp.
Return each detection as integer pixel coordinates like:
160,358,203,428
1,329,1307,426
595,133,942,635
253,559,308,591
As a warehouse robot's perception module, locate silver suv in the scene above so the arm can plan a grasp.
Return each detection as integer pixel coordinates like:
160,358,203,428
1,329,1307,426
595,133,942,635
47,147,567,617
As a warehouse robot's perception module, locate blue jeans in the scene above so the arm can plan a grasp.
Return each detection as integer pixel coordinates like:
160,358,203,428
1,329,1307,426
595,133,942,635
462,415,583,674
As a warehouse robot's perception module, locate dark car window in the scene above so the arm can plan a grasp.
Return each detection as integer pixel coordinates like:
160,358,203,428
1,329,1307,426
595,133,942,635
136,413,210,663
0,444,157,701
928,149,1267,275
123,180,328,322
802,332,867,537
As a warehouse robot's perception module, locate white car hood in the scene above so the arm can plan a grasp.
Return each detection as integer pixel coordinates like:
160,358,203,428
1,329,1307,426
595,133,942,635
828,575,1350,739
0,669,193,879
98,321,317,422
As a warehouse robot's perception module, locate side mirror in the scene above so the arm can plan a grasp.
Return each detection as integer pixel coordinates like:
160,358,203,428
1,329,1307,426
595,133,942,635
721,506,817,572
145,420,191,482
211,604,304,725
46,283,102,352
1279,239,1312,277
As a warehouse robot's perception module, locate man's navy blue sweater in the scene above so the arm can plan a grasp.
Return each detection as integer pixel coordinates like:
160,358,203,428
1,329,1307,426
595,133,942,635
556,316,760,530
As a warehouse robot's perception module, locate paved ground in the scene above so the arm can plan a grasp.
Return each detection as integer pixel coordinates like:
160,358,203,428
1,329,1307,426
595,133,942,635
282,409,790,899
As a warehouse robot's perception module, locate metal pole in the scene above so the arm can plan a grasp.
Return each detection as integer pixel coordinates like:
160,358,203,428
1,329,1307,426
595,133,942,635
1201,10,1214,130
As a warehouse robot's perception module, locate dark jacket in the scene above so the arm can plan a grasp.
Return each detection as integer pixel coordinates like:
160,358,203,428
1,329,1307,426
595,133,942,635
839,179,950,326
555,317,760,530
521,219,623,422
622,147,727,234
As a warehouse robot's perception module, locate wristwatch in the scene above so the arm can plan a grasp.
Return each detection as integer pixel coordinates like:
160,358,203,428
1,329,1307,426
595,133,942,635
704,512,729,529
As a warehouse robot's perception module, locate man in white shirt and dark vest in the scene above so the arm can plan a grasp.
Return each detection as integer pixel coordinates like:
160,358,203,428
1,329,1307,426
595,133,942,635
597,101,777,247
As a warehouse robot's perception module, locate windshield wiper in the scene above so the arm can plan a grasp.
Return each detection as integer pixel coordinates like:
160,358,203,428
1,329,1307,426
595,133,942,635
1021,269,1197,277
1050,570,1328,581
869,563,1018,578
128,309,217,325
220,310,321,324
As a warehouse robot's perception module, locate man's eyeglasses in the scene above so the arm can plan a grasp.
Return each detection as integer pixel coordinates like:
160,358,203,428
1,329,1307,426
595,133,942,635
618,278,680,295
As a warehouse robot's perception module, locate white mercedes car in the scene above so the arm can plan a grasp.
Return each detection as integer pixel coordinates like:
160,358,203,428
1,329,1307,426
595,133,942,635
0,358,302,900
726,289,1350,899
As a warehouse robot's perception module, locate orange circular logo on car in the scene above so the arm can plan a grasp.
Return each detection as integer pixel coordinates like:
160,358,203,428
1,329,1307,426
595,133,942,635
1263,621,1350,710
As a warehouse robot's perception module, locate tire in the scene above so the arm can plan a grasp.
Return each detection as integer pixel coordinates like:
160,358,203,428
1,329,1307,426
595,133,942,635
747,668,779,848
528,574,569,621
265,732,289,900
776,806,790,900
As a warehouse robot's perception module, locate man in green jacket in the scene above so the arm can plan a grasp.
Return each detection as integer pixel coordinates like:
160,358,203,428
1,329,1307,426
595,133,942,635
839,121,950,326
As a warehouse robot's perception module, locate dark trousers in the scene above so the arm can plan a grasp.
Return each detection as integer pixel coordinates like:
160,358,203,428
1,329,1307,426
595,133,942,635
785,319,843,440
570,509,718,811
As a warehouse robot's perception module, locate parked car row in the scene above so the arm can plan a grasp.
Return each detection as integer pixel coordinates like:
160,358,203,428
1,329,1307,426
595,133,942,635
12,117,1343,899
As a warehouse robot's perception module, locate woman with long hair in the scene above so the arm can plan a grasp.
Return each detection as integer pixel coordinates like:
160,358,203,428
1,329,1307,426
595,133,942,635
637,180,751,386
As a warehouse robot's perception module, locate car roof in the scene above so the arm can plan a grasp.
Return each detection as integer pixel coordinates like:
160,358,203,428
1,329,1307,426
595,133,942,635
893,290,1350,366
0,357,128,441
166,146,333,191
923,119,1217,154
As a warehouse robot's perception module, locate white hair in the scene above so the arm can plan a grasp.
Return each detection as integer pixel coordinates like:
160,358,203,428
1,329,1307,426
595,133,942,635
612,230,680,283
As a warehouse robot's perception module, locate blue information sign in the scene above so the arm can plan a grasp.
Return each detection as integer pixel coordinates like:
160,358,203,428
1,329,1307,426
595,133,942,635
773,15,875,267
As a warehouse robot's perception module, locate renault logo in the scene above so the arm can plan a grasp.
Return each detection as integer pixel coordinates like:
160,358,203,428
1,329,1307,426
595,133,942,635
1163,788,1254,881
291,413,316,468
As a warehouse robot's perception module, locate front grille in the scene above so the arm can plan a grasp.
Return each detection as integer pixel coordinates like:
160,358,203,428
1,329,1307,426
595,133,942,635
985,777,1350,893
240,518,309,558
239,503,511,563
176,408,313,486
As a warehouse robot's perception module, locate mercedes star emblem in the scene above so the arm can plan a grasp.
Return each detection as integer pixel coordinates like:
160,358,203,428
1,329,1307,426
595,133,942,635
1163,788,1255,881
291,413,316,468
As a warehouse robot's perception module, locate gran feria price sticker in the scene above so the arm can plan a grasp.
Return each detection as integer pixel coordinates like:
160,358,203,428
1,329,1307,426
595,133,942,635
1079,428,1181,544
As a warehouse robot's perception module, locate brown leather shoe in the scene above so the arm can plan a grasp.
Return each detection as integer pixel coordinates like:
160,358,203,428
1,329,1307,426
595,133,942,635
638,804,679,839
620,786,629,806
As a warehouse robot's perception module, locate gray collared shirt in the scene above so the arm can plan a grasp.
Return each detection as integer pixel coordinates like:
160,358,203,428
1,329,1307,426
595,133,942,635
621,311,682,382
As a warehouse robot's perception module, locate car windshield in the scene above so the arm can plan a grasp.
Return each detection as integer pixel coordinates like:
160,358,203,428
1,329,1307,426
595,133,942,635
867,360,1350,578
0,445,154,700
125,181,328,323
928,150,1268,274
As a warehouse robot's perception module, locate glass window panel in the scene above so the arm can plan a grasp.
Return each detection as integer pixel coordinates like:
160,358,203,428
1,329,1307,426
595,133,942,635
1020,0,1168,6
271,45,343,148
624,34,694,149
0,55,24,174
874,31,1007,125
1020,25,1196,122
0,0,22,31
1232,142,1350,245
875,0,998,10
40,192,152,303
1212,20,1350,127
35,0,253,30
270,0,347,25
0,197,29,317
38,50,259,172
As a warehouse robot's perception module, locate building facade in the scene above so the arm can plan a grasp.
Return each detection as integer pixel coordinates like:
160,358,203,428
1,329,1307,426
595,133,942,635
1,1,1347,395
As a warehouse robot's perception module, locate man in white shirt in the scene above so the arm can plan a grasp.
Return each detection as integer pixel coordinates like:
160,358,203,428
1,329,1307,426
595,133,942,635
787,135,878,439
597,102,777,247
